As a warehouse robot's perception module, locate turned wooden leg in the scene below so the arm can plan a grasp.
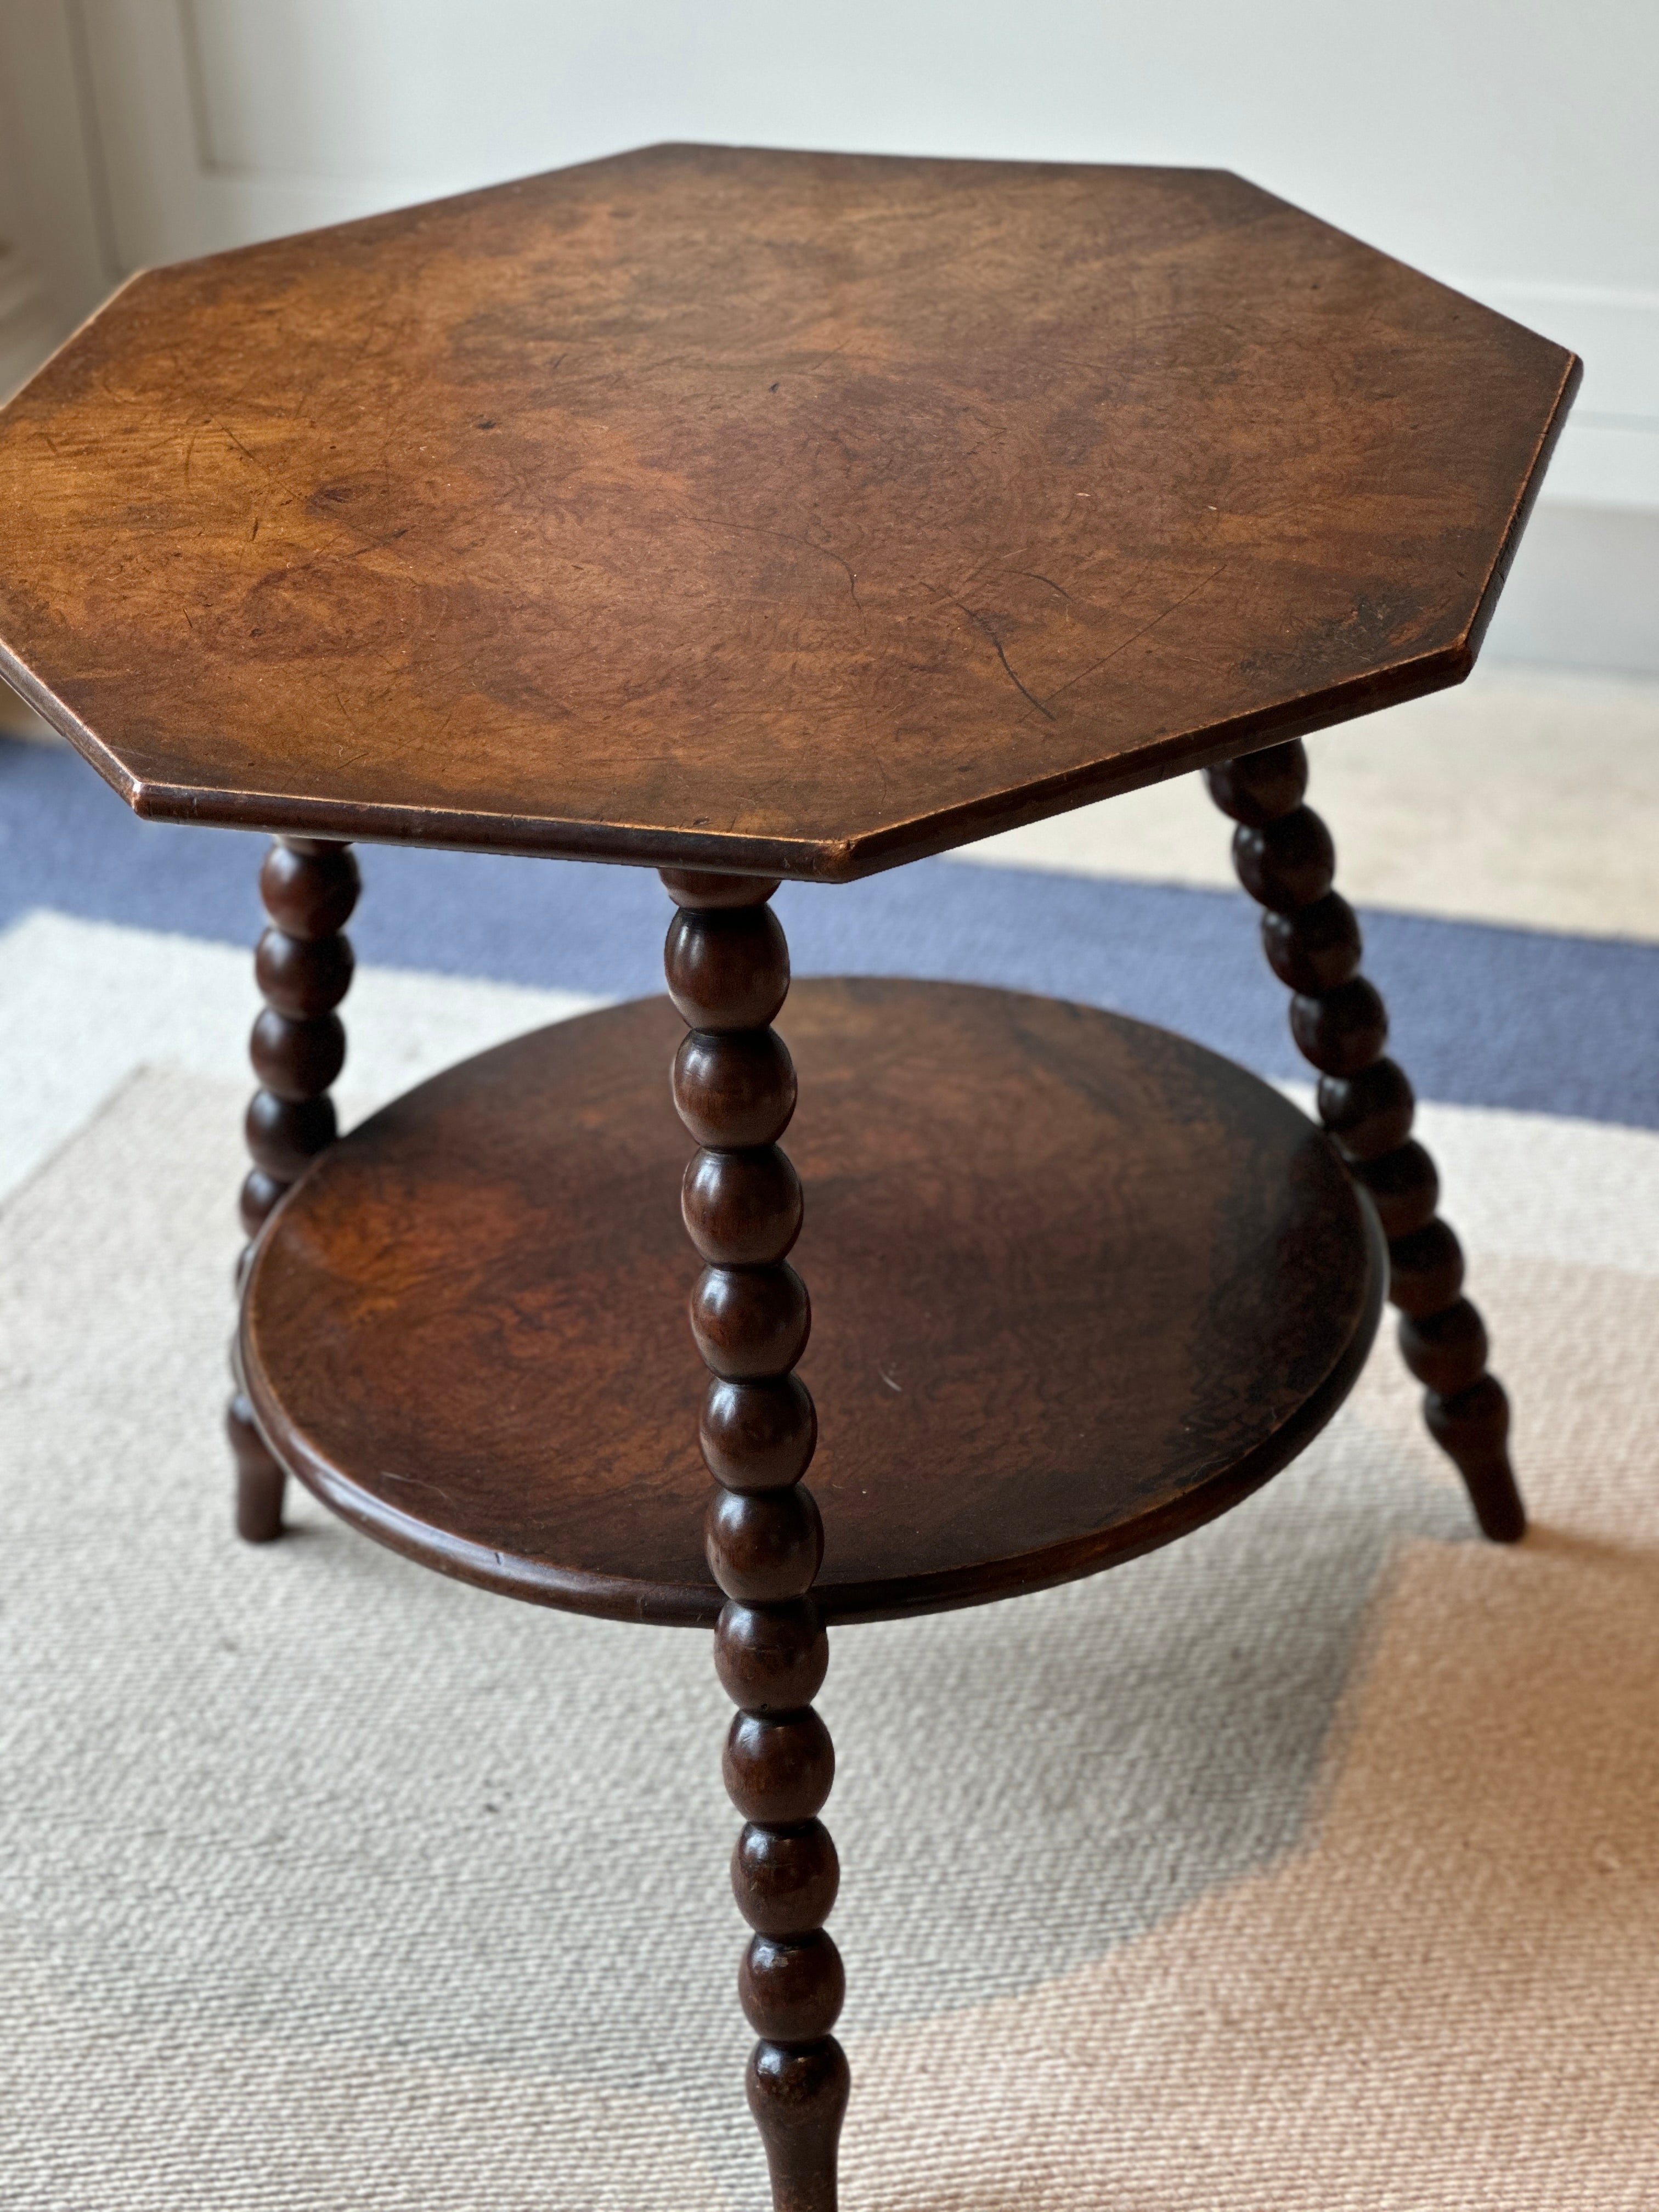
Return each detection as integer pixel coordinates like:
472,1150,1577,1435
227,835,360,1543
662,867,850,2212
1204,743,1526,1543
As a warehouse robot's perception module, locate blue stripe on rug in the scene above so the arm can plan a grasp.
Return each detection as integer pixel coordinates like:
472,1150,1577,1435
4,736,1656,1130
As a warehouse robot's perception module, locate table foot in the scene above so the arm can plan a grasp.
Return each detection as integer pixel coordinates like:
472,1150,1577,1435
228,836,359,1542
1206,742,1526,1543
663,866,847,2212
228,1391,287,1543
748,2040,851,2212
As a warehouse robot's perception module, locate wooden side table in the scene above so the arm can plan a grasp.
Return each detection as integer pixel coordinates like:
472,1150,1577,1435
0,145,1576,2208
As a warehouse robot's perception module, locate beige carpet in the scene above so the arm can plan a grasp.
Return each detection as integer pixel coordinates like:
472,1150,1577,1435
960,667,1659,943
3,1043,1657,2207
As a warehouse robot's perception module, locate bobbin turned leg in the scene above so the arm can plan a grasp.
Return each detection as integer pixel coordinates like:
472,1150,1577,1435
1204,743,1525,1543
227,836,360,1542
662,867,849,2212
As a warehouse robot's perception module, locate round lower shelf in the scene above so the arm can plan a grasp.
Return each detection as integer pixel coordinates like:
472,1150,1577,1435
240,977,1384,1626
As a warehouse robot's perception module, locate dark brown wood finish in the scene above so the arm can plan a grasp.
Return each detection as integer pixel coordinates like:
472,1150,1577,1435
662,869,847,2210
0,146,1575,878
226,834,359,1541
240,978,1385,1626
10,145,1570,2211
1205,741,1525,1541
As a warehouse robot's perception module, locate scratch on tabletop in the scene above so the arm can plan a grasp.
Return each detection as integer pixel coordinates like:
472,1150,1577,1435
823,546,862,610
1011,569,1071,601
381,1469,457,1505
1041,561,1232,712
926,585,1056,721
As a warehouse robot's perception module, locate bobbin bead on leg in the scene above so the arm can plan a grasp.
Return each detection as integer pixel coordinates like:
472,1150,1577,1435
663,866,850,2212
1203,743,1525,1542
227,836,360,1542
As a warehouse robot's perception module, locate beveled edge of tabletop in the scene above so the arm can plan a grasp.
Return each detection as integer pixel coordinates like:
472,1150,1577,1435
0,628,1505,883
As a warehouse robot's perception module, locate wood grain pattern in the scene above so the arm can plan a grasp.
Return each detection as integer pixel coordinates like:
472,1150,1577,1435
0,145,1576,880
1205,740,1525,1541
239,978,1385,1626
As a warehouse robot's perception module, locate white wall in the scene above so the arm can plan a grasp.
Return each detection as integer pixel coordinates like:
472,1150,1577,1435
2,0,1657,666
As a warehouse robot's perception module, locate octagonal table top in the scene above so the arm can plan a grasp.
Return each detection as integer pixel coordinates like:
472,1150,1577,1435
0,143,1576,881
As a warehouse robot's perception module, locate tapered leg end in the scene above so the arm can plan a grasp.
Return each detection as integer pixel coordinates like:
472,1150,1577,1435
748,2038,850,2212
1425,1375,1526,1543
228,1392,286,1543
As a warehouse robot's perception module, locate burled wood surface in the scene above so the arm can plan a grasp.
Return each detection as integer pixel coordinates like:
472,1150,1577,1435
0,145,1575,877
240,978,1384,1624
